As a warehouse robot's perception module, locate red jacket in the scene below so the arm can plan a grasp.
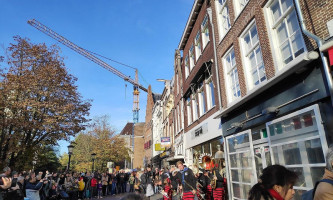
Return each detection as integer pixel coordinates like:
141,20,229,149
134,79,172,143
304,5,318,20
91,178,97,187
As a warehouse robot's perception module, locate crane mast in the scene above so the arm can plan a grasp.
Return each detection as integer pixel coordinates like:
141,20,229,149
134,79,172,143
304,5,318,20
28,19,146,167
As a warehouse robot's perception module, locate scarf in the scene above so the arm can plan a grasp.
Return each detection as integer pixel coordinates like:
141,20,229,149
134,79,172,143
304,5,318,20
181,167,188,185
268,189,284,200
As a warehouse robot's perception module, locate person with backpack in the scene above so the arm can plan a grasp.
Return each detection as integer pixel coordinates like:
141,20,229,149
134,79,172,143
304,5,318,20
313,147,333,200
248,165,298,200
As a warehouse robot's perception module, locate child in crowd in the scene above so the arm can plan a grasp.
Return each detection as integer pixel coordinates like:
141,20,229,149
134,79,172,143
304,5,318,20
97,180,103,199
129,173,135,192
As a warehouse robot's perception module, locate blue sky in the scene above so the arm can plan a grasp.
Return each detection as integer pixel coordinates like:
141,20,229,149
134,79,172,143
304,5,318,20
0,0,193,155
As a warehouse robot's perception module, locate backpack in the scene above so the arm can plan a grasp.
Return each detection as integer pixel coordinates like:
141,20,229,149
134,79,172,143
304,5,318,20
301,179,333,200
78,179,85,191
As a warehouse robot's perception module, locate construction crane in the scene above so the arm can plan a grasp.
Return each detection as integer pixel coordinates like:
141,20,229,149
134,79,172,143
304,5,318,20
28,19,147,167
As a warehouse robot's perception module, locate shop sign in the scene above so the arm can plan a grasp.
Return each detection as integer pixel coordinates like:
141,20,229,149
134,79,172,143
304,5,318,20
107,162,114,168
155,143,165,151
161,137,171,148
160,151,170,158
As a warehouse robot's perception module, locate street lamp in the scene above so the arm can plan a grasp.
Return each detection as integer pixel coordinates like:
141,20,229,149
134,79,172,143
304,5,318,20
91,153,96,172
67,144,75,171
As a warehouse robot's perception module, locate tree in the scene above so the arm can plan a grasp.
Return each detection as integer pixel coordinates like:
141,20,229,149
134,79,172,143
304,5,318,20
0,36,91,170
70,115,131,172
35,145,62,173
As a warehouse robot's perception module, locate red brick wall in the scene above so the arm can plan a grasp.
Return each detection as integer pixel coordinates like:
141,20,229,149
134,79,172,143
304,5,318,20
209,0,333,109
144,85,153,163
180,0,221,133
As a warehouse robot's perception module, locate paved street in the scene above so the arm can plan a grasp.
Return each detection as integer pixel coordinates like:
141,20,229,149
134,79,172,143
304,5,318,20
90,193,163,200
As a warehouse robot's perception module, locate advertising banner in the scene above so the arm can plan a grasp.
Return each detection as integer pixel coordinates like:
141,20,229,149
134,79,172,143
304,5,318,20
161,137,171,148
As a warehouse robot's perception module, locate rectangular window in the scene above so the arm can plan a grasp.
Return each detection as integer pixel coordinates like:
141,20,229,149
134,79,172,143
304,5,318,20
241,22,266,89
201,15,210,49
226,130,257,199
189,45,195,71
195,31,202,61
186,97,192,125
198,83,207,116
224,48,241,103
216,0,231,39
192,94,198,121
269,0,305,68
267,105,328,193
185,56,190,78
234,0,250,16
206,78,216,110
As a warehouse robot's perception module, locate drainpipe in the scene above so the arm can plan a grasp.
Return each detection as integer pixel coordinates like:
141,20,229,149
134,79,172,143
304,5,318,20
207,7,223,110
294,0,333,107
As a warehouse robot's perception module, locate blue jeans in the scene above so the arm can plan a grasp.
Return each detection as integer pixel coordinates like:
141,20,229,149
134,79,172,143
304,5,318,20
122,182,127,193
111,182,117,195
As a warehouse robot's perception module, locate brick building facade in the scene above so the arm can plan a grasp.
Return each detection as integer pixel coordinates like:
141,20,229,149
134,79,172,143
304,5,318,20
208,0,333,199
178,0,224,166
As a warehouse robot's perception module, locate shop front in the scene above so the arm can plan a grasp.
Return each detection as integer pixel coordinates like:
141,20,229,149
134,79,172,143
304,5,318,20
219,62,333,200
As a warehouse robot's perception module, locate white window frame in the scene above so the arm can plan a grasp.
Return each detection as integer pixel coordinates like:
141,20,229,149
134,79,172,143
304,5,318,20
185,55,190,79
239,20,266,91
201,15,210,49
195,31,202,61
234,0,250,17
267,104,329,190
226,130,257,200
205,76,216,110
264,0,307,72
189,45,195,71
215,0,231,41
223,47,241,104
191,94,198,121
198,83,206,117
186,97,192,126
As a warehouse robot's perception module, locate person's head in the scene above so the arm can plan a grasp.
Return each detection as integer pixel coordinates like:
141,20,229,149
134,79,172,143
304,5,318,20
3,167,11,176
98,180,101,183
176,161,184,170
155,168,159,172
146,166,151,171
17,176,24,184
326,146,333,172
248,165,298,200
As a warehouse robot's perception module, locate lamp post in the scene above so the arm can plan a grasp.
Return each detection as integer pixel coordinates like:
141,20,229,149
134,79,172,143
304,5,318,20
67,144,74,171
91,153,96,172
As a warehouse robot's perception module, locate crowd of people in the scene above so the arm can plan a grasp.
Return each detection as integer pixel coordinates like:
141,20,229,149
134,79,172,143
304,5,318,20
2,146,333,200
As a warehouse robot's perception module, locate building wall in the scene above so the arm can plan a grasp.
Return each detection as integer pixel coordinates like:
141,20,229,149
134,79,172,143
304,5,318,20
180,0,220,132
144,85,154,166
133,122,145,169
210,0,333,111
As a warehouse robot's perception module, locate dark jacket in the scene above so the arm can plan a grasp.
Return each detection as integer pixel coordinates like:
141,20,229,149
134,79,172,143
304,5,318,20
179,168,196,192
213,169,224,188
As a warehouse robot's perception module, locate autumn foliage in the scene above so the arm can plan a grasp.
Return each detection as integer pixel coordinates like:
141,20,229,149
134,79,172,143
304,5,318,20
0,36,91,170
67,115,131,172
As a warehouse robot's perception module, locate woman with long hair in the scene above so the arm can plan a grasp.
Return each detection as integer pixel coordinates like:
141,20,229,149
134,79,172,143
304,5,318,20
248,165,298,200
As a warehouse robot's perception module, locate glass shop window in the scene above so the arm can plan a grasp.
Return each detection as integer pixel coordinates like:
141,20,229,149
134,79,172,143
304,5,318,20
267,105,328,199
226,131,257,200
